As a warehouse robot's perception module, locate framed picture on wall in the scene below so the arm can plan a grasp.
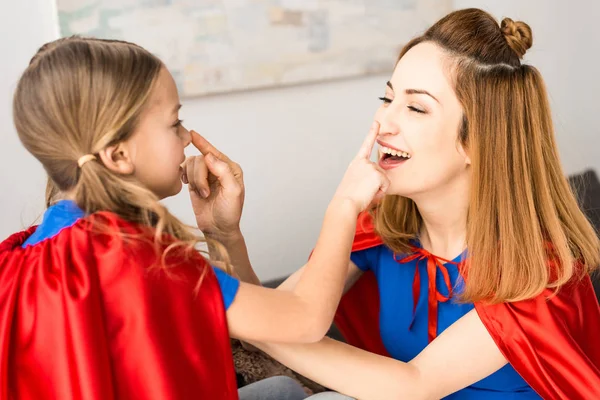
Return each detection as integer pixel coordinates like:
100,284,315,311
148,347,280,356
57,0,452,97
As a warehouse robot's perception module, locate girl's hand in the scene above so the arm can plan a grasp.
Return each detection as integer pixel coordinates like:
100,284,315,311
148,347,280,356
182,131,244,239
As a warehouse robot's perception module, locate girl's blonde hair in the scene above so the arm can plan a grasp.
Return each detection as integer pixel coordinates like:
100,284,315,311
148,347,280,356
14,37,220,267
374,8,599,303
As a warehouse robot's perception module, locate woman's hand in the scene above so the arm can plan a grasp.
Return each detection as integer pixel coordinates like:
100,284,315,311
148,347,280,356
331,122,389,214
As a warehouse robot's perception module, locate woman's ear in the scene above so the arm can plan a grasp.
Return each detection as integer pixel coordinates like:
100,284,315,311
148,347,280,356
457,143,471,166
97,142,135,175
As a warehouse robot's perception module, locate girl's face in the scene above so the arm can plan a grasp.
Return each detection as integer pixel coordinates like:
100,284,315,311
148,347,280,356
125,67,191,199
375,42,471,200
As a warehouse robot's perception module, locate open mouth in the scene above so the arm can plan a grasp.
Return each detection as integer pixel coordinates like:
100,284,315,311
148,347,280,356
378,143,411,170
380,146,411,162
381,146,410,161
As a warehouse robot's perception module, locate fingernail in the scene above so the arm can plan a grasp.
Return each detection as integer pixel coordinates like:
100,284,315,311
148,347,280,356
201,189,210,198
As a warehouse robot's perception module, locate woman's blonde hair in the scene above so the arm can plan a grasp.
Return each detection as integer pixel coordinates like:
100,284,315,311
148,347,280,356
14,37,220,268
375,8,600,303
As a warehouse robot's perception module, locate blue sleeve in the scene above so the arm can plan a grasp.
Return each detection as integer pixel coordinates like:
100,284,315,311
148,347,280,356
350,246,380,273
212,267,240,310
350,249,370,271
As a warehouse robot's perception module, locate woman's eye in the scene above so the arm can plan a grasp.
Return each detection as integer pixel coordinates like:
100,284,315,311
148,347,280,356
407,106,425,114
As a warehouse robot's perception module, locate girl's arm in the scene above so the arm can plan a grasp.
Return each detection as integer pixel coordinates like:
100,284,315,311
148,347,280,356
207,229,260,285
277,261,364,294
253,309,507,400
184,131,261,285
226,199,359,343
222,123,389,343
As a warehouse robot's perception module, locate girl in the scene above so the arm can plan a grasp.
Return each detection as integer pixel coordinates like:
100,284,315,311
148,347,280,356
216,8,600,400
0,37,388,399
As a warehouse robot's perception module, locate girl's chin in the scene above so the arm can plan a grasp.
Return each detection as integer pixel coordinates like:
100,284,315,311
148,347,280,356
152,180,184,201
169,180,184,197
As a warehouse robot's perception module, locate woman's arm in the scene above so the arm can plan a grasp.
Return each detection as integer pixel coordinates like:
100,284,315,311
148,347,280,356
253,309,507,400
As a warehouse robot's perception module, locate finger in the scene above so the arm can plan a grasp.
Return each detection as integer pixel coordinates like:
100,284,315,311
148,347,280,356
355,121,380,160
373,164,390,192
190,130,231,162
185,157,197,192
370,173,390,207
180,159,189,185
205,153,241,197
379,173,390,194
186,156,211,198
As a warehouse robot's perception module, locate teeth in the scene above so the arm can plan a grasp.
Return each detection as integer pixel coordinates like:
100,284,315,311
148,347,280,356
380,146,411,159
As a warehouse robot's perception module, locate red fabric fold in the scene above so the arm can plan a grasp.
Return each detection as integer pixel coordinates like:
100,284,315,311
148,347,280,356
335,211,600,399
0,212,238,400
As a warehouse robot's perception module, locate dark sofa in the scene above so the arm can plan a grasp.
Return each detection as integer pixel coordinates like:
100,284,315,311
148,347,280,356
568,170,600,298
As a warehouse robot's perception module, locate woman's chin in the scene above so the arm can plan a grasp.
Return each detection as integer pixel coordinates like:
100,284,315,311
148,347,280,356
385,183,416,199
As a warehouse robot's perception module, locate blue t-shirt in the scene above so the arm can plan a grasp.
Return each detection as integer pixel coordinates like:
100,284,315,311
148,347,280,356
23,200,240,310
351,244,541,400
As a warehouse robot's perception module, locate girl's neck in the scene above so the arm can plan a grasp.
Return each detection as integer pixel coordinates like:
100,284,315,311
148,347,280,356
50,190,76,205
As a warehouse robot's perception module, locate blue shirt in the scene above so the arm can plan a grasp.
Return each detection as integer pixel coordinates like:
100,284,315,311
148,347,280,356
351,244,540,400
23,200,240,310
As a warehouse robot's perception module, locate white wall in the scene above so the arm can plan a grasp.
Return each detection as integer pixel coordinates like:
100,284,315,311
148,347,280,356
164,75,385,280
0,0,59,234
454,0,600,175
2,1,599,280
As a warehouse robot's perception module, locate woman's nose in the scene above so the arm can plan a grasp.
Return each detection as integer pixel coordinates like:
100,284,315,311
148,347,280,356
376,107,401,137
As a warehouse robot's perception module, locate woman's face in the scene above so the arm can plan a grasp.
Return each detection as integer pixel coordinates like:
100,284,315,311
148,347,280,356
375,42,470,200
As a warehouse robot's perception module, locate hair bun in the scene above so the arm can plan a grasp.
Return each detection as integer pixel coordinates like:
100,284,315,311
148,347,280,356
501,18,533,59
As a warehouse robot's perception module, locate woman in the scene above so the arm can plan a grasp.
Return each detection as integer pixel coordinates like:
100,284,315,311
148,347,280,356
216,8,600,400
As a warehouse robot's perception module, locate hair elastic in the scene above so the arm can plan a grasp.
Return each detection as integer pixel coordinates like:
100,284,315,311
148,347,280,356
77,154,96,168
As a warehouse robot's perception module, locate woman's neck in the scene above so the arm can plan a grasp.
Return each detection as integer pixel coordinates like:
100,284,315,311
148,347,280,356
412,178,470,260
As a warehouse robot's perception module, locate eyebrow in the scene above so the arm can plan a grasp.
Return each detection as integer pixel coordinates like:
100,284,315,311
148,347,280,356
406,89,440,104
386,81,440,104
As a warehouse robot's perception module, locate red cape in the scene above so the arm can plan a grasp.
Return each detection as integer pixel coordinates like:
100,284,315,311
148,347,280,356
0,213,238,400
335,212,600,399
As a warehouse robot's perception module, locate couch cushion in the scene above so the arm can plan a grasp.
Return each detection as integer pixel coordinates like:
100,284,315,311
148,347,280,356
568,169,600,302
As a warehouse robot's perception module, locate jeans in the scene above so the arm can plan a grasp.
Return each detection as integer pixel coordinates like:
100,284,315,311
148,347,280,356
238,376,355,400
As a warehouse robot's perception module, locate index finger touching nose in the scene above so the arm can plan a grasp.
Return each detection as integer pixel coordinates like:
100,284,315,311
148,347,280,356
355,121,380,160
190,130,225,160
